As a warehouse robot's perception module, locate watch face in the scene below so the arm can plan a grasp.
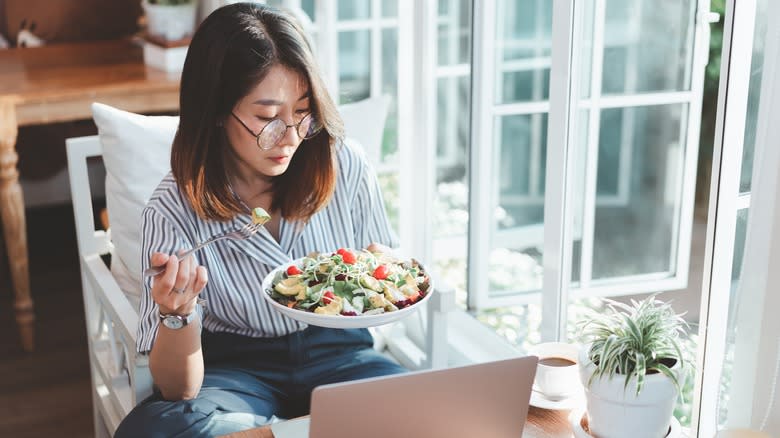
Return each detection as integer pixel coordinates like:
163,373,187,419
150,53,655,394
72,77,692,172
163,316,184,330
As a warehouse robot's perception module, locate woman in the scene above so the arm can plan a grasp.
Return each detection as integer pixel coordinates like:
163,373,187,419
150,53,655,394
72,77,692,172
115,3,405,437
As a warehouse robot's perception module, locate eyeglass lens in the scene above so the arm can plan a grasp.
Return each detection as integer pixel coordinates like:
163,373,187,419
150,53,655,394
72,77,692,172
257,114,321,149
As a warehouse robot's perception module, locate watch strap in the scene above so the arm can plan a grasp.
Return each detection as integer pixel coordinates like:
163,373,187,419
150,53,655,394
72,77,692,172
159,310,197,327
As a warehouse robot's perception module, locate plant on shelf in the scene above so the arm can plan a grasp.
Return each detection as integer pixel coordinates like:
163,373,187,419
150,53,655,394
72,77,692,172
142,0,198,44
577,295,689,438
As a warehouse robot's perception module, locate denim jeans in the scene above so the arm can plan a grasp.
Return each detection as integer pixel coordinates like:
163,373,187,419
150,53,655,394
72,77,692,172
114,326,405,438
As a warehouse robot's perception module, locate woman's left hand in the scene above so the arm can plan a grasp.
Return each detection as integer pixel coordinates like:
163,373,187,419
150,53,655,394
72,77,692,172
366,242,394,255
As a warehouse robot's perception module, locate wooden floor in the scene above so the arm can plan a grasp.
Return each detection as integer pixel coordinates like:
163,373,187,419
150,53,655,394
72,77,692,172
0,204,94,438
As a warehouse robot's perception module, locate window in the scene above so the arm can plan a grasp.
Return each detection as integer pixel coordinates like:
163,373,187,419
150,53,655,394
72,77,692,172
272,1,780,432
421,0,713,428
271,0,402,228
695,0,776,434
429,0,711,371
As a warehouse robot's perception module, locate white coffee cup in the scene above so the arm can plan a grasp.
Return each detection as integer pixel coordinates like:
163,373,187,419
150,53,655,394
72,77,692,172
529,342,581,400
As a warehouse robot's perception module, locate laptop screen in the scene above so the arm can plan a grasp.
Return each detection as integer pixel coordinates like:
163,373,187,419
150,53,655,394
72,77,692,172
303,356,538,438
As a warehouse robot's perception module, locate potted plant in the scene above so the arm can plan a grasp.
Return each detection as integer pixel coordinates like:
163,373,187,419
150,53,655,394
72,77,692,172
578,296,688,438
142,0,198,44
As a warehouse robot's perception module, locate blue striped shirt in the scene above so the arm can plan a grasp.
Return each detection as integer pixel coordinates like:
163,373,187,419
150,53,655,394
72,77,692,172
136,141,398,353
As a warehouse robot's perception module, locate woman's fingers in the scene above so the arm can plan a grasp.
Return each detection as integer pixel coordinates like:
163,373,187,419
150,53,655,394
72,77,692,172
150,252,170,268
192,266,209,294
154,254,180,293
150,251,208,314
367,242,393,254
173,254,193,294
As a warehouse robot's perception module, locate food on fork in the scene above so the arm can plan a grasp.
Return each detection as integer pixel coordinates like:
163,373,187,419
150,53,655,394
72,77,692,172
252,207,271,225
267,249,430,316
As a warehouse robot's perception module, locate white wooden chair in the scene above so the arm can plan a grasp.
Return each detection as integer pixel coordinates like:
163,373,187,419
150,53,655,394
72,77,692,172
66,104,454,437
67,135,153,437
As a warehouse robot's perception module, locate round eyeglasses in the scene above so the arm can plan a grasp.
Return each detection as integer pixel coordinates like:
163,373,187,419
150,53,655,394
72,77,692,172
230,112,322,150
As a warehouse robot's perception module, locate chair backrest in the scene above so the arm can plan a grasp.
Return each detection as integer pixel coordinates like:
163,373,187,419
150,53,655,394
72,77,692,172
66,135,153,437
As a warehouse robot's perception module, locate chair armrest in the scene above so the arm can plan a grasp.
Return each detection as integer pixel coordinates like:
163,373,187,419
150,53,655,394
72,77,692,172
426,278,456,369
83,255,138,341
81,253,153,419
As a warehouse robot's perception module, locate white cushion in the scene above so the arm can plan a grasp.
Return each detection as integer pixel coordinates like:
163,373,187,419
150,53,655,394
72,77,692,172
92,102,178,304
92,97,389,305
338,95,390,167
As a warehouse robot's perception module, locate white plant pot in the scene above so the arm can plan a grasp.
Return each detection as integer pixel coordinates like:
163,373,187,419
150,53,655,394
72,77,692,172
578,346,684,438
143,1,197,42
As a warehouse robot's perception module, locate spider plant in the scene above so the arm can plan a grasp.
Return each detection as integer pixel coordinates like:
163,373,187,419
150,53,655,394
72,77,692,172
579,295,689,396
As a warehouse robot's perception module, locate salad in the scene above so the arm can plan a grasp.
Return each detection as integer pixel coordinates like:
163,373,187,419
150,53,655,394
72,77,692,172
267,249,430,316
251,207,271,225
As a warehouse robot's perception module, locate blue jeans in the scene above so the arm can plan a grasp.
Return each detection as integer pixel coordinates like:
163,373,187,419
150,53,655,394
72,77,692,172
115,326,405,438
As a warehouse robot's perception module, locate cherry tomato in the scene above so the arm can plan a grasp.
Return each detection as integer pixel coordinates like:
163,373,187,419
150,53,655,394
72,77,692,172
372,265,389,280
286,265,302,276
323,291,336,304
337,248,356,264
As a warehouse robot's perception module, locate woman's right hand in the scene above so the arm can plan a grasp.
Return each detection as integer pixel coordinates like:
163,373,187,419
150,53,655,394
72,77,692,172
149,252,208,315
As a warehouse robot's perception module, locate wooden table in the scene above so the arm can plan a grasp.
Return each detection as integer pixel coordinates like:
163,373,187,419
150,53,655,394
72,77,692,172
222,407,575,437
0,39,180,351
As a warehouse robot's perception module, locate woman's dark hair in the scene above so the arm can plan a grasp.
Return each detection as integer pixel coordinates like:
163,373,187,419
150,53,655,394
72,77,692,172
171,2,343,222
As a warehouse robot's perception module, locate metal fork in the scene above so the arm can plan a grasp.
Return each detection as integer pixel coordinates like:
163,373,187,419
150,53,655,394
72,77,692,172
143,222,263,277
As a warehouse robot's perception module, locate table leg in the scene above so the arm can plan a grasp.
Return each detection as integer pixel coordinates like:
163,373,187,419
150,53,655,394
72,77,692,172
0,100,34,352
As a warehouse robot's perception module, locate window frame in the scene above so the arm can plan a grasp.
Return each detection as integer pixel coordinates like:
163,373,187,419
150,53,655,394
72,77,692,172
465,0,711,313
297,3,780,432
693,0,766,434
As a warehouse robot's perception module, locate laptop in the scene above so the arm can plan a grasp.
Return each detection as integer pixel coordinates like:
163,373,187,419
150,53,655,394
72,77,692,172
271,356,538,438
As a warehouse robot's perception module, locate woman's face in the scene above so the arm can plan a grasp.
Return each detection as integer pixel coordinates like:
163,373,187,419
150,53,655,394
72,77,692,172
224,64,311,179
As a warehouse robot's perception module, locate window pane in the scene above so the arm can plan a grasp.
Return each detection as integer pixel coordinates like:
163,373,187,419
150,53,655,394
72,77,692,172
477,304,542,349
577,0,596,99
602,0,696,94
739,0,769,193
382,0,397,18
301,0,315,20
338,30,371,103
570,110,590,285
592,104,688,279
495,0,553,104
338,0,371,20
433,75,471,308
717,208,749,427
382,28,399,160
379,172,400,235
435,76,470,181
437,0,471,66
489,113,548,296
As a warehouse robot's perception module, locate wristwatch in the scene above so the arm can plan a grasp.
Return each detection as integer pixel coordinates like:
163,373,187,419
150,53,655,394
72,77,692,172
159,310,197,330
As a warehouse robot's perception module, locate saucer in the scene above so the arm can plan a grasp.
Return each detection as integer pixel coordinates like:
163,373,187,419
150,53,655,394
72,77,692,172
529,388,586,410
569,410,682,438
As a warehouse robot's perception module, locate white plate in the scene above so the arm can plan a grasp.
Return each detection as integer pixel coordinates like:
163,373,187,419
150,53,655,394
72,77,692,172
261,257,434,329
569,409,681,438
529,387,586,410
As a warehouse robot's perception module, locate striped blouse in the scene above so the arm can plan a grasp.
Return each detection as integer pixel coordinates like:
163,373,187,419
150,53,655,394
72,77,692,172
136,141,398,353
